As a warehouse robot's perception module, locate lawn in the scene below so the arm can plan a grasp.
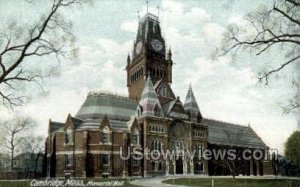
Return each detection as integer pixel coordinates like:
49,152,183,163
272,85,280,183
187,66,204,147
163,178,300,187
0,179,143,187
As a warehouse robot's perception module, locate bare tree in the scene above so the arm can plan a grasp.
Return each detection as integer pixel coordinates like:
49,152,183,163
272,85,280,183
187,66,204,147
2,117,36,170
0,0,91,108
20,136,44,178
220,0,300,112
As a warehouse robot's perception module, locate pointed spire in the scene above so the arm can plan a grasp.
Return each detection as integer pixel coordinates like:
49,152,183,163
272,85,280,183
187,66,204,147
184,85,202,122
139,75,161,116
127,53,131,65
168,47,172,61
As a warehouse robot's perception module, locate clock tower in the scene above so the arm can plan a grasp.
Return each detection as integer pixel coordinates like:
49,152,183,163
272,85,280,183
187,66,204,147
126,13,173,101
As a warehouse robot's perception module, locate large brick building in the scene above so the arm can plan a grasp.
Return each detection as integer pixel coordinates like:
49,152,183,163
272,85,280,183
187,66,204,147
46,13,274,178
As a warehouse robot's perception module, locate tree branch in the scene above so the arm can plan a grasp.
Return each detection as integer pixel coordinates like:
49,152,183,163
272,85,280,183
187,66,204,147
273,7,300,26
259,55,300,84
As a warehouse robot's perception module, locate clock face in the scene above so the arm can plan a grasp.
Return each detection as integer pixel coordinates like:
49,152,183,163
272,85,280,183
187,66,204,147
135,41,142,54
151,39,163,52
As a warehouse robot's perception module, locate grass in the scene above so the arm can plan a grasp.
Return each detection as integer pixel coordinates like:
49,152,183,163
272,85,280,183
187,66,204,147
163,178,300,187
0,181,30,187
3,177,300,187
0,178,143,187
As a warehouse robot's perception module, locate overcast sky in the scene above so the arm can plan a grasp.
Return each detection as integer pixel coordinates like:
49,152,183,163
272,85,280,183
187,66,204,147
0,0,298,153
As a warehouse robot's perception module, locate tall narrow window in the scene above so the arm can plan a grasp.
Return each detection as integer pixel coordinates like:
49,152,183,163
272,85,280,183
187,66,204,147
132,128,139,145
65,154,73,167
102,154,110,166
132,157,139,165
66,128,73,145
196,162,204,172
151,141,155,150
151,162,155,171
102,126,110,144
152,140,161,151
159,162,163,170
160,85,168,97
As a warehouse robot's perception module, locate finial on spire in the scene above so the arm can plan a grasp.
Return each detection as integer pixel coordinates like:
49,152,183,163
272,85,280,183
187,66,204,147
127,53,130,64
157,5,160,18
168,47,172,60
137,10,140,21
146,1,149,13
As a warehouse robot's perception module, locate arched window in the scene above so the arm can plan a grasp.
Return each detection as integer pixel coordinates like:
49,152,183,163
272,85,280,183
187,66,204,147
151,139,163,150
158,141,161,150
152,140,161,151
156,140,159,150
132,128,139,145
159,85,168,97
102,126,110,144
151,141,155,150
66,128,73,145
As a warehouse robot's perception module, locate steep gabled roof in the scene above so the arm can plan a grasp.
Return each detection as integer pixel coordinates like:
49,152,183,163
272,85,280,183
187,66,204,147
162,99,176,114
202,118,268,149
69,116,83,129
49,120,64,133
139,76,162,117
184,85,202,121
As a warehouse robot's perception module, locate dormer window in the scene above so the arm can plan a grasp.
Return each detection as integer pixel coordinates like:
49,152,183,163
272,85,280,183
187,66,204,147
66,128,73,145
102,126,110,144
159,85,168,97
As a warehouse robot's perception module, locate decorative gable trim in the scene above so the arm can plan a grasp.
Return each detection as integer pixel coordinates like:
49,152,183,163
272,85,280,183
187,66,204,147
100,115,112,131
155,80,175,98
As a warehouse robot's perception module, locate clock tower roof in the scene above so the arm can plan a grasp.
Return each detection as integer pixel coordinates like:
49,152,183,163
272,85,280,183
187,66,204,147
136,13,161,42
132,12,165,58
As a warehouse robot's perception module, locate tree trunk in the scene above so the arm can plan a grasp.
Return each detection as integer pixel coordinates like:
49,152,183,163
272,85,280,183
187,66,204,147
10,134,14,171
